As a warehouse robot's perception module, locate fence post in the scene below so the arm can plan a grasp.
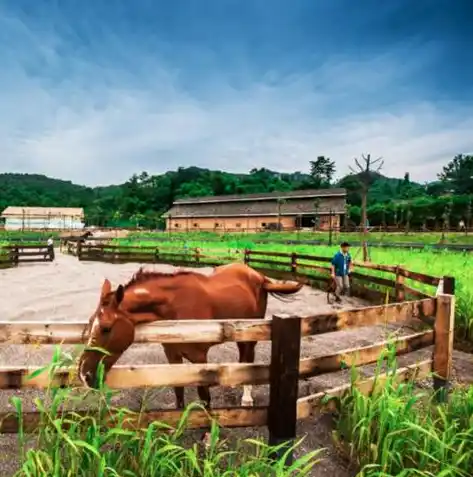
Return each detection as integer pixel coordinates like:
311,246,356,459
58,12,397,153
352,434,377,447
268,314,302,466
195,247,200,264
77,241,82,261
432,285,455,403
155,248,159,263
395,266,405,302
244,249,250,265
442,276,455,295
291,252,297,274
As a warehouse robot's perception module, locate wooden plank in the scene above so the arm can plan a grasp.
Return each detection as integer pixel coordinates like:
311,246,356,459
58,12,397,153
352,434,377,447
402,284,432,299
15,250,49,257
295,254,332,263
248,250,292,258
0,319,272,344
16,258,50,263
352,261,398,273
297,263,331,274
0,298,436,347
349,271,395,289
0,362,271,389
299,330,434,377
300,298,437,336
247,258,290,268
268,314,302,465
0,406,268,433
397,268,440,286
395,267,405,302
432,293,455,401
297,359,433,419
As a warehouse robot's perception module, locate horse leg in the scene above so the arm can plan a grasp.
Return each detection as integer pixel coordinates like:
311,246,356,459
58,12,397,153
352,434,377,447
180,346,211,409
237,341,257,407
163,345,185,409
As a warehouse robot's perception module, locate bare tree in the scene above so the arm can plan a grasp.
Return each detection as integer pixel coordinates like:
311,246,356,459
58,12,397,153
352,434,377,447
350,153,384,261
277,198,286,231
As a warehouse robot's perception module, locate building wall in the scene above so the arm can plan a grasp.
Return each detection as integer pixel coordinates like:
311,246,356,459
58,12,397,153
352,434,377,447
4,217,85,230
167,214,340,232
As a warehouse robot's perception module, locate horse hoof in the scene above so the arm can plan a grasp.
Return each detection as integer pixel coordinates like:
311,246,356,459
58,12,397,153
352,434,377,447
241,398,254,407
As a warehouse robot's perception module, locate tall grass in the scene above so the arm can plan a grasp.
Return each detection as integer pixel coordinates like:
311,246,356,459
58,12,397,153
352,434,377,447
333,344,473,477
127,230,473,246
13,347,322,477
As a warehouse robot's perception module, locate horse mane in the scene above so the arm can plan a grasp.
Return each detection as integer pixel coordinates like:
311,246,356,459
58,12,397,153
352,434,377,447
123,267,197,290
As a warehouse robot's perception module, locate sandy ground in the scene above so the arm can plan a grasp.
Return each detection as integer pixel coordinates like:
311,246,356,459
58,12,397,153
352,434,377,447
0,251,472,476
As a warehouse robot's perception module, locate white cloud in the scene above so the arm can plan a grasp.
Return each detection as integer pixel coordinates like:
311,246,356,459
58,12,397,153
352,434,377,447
0,7,472,186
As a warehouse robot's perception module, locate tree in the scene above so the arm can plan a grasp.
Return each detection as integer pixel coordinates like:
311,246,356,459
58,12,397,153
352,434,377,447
350,153,384,261
438,154,473,195
309,156,335,188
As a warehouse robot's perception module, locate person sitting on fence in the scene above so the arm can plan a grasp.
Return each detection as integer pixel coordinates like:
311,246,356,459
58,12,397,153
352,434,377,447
330,241,353,302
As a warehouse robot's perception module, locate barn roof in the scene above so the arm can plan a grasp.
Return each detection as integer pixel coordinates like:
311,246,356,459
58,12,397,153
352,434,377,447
1,206,85,217
173,188,346,205
164,192,346,218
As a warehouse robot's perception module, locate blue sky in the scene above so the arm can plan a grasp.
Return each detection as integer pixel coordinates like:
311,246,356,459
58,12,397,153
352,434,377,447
0,0,472,186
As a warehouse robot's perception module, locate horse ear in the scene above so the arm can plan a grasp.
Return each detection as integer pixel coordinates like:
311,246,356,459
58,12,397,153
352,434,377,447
115,285,124,304
101,279,112,297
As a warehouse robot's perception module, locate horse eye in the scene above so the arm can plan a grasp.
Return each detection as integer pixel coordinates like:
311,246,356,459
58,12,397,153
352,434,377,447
102,326,111,334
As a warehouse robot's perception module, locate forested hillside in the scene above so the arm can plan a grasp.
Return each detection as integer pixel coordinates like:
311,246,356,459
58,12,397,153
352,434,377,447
0,154,472,229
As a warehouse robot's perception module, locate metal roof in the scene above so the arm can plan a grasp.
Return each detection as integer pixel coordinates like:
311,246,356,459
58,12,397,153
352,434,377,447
1,206,85,217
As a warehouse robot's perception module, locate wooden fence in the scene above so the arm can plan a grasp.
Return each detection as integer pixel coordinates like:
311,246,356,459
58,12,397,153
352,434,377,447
0,241,456,463
0,293,455,462
0,244,53,267
73,242,441,305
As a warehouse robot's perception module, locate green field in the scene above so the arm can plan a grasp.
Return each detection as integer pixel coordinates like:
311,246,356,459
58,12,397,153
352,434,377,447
128,229,473,246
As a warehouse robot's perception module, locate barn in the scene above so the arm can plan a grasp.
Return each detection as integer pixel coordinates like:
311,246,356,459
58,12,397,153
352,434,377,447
163,188,346,232
0,206,85,230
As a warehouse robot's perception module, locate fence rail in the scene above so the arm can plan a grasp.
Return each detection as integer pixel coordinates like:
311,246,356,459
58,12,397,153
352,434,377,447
73,242,442,305
0,244,53,266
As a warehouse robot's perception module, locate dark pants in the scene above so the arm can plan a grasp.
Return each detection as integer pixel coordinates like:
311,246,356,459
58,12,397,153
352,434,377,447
47,245,55,261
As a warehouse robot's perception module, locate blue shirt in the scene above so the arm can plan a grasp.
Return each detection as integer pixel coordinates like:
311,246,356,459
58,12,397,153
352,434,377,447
331,251,351,276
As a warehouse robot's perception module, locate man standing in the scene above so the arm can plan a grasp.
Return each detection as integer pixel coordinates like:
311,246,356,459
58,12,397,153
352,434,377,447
46,235,55,261
330,241,353,302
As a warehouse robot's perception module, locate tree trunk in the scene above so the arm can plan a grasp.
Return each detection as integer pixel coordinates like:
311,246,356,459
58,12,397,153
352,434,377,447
361,188,368,262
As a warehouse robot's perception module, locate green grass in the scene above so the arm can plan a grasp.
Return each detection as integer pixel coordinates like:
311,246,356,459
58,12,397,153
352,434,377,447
128,230,473,246
0,230,60,241
12,345,473,477
334,344,473,477
13,347,322,476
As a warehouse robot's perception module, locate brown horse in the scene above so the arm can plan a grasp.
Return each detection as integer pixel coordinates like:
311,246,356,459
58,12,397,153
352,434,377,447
78,262,302,408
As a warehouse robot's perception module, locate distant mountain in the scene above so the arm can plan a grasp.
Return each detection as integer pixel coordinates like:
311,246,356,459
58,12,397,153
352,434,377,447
0,167,450,228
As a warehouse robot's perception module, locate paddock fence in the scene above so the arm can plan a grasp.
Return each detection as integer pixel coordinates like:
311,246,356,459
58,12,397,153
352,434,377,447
0,244,53,267
0,294,454,442
72,241,441,305
0,242,455,461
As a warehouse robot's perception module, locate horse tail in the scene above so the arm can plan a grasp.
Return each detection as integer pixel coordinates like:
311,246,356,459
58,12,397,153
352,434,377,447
262,277,303,302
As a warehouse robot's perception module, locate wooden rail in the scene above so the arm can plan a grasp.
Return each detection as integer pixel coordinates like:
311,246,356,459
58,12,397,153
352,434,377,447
75,242,441,304
0,244,53,266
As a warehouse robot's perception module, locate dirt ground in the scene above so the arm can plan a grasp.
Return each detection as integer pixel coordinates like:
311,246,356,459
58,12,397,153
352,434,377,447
0,251,472,476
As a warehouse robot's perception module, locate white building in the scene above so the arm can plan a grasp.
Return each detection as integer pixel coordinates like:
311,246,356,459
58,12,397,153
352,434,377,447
1,206,85,230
